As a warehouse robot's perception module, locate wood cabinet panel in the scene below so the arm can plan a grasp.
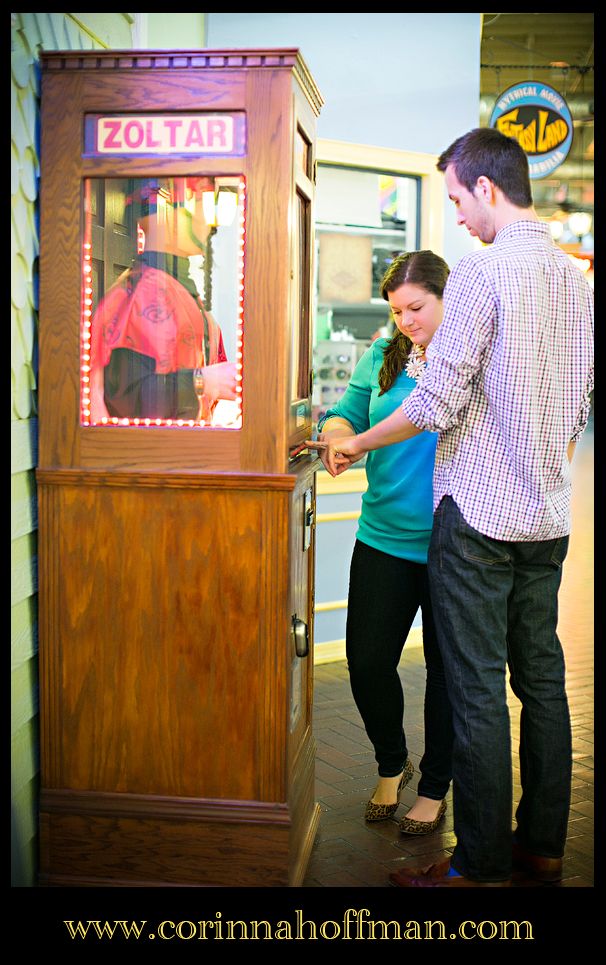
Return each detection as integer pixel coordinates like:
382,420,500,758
39,477,292,801
42,809,290,887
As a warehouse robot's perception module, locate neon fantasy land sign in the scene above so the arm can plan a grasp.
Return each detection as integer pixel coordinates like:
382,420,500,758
490,82,573,179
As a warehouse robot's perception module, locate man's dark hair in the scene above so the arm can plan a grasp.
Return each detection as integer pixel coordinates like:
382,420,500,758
437,127,533,207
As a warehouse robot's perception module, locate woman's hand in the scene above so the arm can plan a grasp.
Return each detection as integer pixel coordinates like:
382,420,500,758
306,419,360,477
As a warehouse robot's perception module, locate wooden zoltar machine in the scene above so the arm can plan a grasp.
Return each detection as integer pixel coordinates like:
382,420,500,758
37,49,323,887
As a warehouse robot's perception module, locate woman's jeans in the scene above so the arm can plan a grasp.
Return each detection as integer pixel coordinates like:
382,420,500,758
346,539,453,800
428,496,572,881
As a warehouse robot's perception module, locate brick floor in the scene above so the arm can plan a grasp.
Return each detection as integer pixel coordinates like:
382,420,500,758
303,425,594,889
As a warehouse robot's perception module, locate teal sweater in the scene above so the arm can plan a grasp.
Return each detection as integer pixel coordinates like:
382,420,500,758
318,339,437,563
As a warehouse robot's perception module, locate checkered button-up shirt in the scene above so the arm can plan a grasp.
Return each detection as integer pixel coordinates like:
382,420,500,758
403,221,594,541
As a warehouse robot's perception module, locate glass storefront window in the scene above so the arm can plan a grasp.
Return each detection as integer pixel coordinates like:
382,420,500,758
82,175,245,428
312,164,420,427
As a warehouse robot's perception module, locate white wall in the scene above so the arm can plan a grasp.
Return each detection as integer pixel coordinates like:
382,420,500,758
207,12,482,266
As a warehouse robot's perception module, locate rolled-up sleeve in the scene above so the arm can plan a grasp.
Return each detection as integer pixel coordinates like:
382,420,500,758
570,364,594,441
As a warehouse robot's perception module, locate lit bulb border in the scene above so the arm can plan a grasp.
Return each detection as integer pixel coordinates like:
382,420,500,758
80,175,246,430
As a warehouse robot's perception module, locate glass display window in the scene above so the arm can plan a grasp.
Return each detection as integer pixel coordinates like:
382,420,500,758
312,163,420,426
315,163,420,326
82,175,246,429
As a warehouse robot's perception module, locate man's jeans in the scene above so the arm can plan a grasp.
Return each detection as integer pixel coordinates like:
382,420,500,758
427,496,572,882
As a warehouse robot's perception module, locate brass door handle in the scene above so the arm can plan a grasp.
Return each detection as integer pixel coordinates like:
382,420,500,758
292,615,309,658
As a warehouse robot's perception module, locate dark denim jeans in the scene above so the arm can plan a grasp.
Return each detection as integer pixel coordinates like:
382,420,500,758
346,539,453,799
427,496,571,881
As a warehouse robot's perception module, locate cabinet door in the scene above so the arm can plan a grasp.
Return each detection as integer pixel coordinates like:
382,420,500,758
288,469,316,758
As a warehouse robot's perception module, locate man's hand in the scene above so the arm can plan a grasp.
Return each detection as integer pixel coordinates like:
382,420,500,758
305,432,365,476
309,406,422,473
322,434,366,475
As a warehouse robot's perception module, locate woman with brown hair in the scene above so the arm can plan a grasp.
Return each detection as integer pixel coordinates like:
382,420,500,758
314,250,453,833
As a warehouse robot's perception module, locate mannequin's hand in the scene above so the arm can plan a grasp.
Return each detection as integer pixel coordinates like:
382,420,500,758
202,361,237,401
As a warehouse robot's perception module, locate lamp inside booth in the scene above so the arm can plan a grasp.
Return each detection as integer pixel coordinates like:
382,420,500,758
201,181,239,227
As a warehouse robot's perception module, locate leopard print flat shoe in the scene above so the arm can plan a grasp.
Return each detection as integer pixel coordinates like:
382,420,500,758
365,758,414,822
399,798,447,835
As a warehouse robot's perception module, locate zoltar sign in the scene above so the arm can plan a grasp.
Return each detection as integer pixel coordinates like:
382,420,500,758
84,113,247,156
490,82,573,179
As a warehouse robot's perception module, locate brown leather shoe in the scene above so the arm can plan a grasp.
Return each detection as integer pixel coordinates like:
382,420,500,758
512,842,563,883
389,857,511,888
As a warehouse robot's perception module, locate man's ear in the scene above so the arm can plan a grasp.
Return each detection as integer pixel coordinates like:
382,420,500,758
475,176,495,203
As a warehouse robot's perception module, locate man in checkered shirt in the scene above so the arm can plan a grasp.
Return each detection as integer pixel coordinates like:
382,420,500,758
321,128,594,888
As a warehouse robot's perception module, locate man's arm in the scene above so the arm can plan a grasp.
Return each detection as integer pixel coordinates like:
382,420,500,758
313,259,494,473
321,406,422,475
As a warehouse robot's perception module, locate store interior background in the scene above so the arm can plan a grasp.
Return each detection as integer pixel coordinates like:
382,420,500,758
11,12,594,886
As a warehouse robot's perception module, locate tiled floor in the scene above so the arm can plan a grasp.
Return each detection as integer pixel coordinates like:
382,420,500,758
303,425,594,889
